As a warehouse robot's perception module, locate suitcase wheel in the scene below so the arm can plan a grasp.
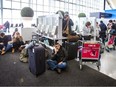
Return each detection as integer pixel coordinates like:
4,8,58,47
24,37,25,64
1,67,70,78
80,64,82,70
79,59,82,70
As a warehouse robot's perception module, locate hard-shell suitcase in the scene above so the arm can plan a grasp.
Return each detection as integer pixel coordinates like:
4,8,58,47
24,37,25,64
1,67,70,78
65,42,78,60
28,44,46,76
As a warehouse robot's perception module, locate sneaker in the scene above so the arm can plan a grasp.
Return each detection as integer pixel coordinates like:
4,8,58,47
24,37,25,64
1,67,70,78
12,48,15,53
56,68,61,74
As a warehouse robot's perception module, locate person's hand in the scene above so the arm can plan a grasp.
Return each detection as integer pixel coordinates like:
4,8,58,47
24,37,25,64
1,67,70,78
58,62,63,64
0,43,3,45
8,41,13,44
54,48,58,54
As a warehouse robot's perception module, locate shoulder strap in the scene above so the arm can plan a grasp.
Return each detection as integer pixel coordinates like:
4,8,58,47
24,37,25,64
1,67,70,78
63,19,70,30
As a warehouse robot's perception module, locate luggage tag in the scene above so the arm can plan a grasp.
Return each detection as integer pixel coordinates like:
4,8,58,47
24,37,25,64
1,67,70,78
32,48,35,53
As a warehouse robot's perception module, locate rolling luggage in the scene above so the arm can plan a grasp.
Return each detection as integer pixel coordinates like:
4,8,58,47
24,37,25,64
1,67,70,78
65,42,78,60
28,44,46,76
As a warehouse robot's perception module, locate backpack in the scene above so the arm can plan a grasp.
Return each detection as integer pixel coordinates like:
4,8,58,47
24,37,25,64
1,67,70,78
19,48,28,63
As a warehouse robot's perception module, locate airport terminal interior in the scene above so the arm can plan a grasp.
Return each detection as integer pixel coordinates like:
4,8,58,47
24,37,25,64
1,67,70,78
0,0,116,86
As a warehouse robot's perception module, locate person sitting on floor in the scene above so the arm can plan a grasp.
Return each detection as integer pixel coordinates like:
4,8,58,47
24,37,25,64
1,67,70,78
0,33,13,55
19,40,37,63
47,41,68,74
12,31,24,53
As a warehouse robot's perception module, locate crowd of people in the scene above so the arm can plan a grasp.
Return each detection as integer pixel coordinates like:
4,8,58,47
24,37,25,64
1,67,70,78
0,28,24,55
82,20,116,52
0,11,116,74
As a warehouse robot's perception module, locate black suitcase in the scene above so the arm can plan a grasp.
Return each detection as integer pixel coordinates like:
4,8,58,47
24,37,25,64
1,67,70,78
65,42,78,60
28,44,46,76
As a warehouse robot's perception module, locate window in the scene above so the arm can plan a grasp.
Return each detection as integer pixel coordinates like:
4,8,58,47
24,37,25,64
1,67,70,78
37,0,43,5
3,0,11,8
3,19,11,24
12,19,21,24
1,0,104,26
32,4,37,11
73,0,77,3
64,3,68,9
31,0,37,4
55,1,59,8
60,2,64,9
21,3,29,8
21,0,29,3
33,12,37,19
43,12,49,15
44,0,49,6
12,0,21,2
69,4,73,9
12,2,20,9
69,0,73,3
44,6,49,12
69,9,73,15
37,12,44,16
72,5,76,10
50,7,55,13
12,10,21,19
54,8,60,12
3,9,11,19
37,5,43,11
50,0,55,7
0,19,1,24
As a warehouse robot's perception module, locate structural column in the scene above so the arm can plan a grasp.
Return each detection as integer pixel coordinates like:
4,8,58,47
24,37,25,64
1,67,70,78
104,0,106,10
0,0,3,24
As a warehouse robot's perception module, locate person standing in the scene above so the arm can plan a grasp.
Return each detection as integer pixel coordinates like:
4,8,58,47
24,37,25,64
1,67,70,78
99,21,107,45
3,21,10,33
62,12,74,37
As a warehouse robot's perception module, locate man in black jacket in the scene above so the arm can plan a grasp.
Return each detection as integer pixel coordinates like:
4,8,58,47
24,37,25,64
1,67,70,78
47,41,68,74
99,21,107,45
62,12,74,36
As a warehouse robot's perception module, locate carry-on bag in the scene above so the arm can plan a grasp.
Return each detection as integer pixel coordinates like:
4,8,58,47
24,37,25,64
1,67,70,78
65,42,78,60
28,44,46,76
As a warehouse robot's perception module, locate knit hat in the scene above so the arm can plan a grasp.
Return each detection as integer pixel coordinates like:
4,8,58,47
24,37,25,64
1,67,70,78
56,40,62,46
64,11,69,16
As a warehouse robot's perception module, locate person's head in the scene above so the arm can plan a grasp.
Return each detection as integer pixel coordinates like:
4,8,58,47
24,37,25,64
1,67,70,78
100,20,103,23
109,20,113,23
108,23,112,29
96,22,99,26
64,11,69,20
85,21,91,28
54,41,61,50
0,33,5,38
15,28,18,32
15,31,20,37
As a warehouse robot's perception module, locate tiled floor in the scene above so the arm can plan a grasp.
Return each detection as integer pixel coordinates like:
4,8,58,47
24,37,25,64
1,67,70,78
77,50,116,80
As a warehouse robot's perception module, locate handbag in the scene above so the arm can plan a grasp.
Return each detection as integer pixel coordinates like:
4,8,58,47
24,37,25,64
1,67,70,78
67,34,79,42
62,20,69,36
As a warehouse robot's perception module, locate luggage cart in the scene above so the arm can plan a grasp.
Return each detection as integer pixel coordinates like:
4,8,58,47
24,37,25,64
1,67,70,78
78,41,101,71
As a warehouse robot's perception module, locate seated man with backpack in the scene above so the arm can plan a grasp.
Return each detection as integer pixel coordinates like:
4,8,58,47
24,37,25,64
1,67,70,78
47,41,68,74
19,39,38,63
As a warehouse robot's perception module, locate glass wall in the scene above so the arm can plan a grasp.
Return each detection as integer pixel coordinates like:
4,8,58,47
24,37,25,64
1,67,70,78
1,0,104,25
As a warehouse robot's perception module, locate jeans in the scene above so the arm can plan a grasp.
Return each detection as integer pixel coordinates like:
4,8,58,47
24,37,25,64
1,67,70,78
5,44,13,52
47,59,67,70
